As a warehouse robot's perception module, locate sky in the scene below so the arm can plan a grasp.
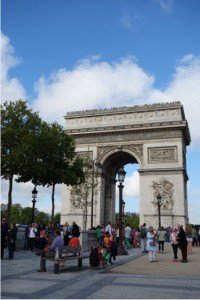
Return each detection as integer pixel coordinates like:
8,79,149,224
1,0,200,224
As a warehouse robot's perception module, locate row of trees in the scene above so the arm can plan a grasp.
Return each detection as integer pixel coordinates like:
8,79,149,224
1,100,85,225
1,206,61,226
115,212,140,228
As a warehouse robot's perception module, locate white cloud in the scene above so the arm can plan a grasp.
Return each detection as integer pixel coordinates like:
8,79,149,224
121,14,133,30
1,179,61,214
124,171,140,197
152,0,174,14
32,54,200,148
32,56,154,124
1,32,26,101
150,54,200,148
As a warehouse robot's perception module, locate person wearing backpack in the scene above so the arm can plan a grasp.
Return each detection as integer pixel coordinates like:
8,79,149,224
140,223,148,253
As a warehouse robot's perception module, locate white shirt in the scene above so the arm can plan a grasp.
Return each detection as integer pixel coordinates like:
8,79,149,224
29,227,37,238
105,224,112,235
124,226,132,238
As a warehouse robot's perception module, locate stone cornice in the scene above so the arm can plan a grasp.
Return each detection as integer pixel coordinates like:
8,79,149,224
65,122,190,145
65,101,182,118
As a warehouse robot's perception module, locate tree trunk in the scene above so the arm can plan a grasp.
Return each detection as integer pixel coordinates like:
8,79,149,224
51,184,55,223
7,174,13,226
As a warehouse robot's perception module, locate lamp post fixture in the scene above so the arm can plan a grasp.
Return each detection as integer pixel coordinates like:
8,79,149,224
31,186,38,223
117,166,128,255
122,200,125,225
156,194,162,228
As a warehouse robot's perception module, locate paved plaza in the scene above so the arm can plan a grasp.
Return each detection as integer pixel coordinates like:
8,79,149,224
1,244,200,299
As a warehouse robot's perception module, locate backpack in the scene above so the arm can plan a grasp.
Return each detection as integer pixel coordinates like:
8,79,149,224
140,228,147,238
89,247,100,268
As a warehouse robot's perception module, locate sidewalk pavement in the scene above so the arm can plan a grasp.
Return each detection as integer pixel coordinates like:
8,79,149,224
1,244,200,299
109,243,200,276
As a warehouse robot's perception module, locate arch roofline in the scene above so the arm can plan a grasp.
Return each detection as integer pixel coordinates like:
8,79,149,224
65,101,182,118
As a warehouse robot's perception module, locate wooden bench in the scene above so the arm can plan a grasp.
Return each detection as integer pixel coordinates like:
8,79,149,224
43,246,90,274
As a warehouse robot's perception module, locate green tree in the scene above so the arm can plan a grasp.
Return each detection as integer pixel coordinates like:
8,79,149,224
20,207,32,225
28,122,85,222
1,100,42,225
35,211,50,225
10,206,21,224
115,212,139,228
54,213,61,225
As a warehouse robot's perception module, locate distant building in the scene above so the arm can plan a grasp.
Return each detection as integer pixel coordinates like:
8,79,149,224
1,203,23,211
1,204,7,211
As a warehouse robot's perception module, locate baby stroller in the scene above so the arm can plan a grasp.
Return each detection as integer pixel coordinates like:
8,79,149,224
89,245,105,269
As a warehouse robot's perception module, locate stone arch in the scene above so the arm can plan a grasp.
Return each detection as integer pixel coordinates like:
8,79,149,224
61,102,190,228
98,148,140,225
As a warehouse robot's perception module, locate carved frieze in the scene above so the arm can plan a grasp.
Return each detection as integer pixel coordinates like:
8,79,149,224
73,129,182,144
148,147,177,163
66,109,182,131
151,178,174,211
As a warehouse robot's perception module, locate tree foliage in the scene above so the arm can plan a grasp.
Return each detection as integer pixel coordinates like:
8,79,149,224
1,100,85,223
1,100,42,224
115,212,139,229
22,122,85,221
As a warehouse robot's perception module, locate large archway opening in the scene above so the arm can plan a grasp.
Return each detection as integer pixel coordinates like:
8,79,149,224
100,150,140,225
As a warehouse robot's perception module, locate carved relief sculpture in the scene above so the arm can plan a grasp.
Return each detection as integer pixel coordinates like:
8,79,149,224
151,179,174,211
149,147,177,163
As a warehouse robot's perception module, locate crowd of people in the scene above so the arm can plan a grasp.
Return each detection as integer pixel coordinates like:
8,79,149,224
94,222,200,264
1,219,81,260
1,217,200,267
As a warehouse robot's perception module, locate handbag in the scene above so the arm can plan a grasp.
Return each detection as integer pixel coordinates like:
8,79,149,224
150,237,156,246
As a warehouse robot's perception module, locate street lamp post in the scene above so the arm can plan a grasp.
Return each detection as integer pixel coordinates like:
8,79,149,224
156,194,162,228
31,187,38,223
117,166,128,255
122,200,125,225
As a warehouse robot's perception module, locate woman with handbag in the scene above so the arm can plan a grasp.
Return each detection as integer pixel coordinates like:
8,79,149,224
147,226,158,262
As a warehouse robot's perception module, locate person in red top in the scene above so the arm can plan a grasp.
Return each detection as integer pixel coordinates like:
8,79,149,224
68,236,80,247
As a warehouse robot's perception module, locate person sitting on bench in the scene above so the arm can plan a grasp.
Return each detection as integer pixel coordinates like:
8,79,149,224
37,230,64,272
68,235,80,247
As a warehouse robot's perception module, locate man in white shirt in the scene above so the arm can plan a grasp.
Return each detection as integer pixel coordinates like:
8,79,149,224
105,222,112,235
124,224,132,249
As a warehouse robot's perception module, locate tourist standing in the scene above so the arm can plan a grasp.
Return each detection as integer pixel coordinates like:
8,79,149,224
29,223,37,252
157,226,166,253
177,225,188,263
124,223,132,249
185,223,193,254
147,226,158,262
170,227,179,261
105,221,112,235
71,221,80,237
140,223,148,253
7,224,15,260
1,218,9,259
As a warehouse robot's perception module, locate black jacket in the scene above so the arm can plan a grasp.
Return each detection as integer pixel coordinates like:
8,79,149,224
177,228,188,249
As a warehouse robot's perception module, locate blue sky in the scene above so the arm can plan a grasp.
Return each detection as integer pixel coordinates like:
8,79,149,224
1,0,200,224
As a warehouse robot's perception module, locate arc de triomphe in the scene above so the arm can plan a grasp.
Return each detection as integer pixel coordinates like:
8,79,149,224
61,102,190,229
